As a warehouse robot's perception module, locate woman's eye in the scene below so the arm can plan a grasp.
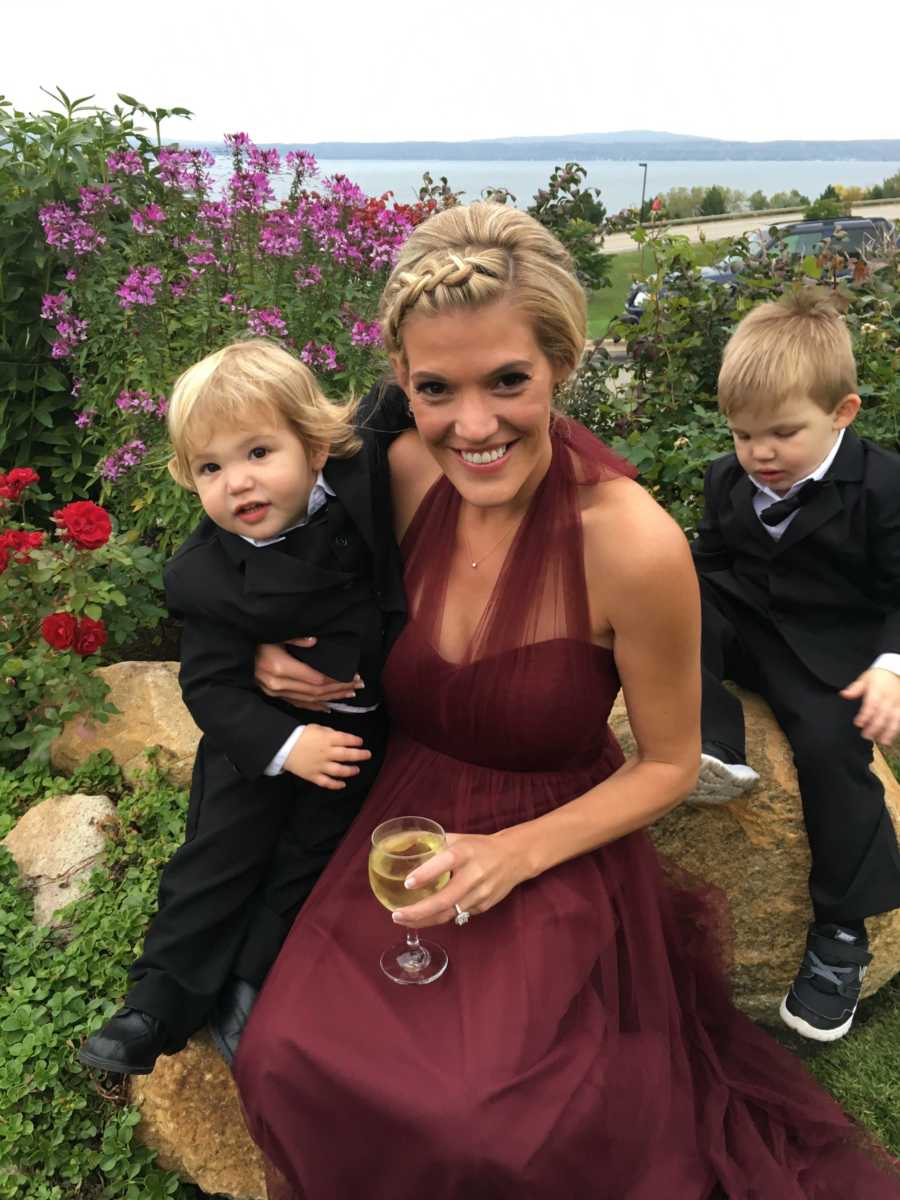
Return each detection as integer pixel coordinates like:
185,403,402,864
495,372,530,390
414,381,447,400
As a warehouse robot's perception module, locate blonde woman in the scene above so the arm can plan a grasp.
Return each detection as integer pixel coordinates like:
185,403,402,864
240,205,899,1199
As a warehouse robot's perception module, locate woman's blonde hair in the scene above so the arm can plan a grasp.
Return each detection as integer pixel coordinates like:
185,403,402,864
718,287,858,418
167,339,360,490
379,203,586,375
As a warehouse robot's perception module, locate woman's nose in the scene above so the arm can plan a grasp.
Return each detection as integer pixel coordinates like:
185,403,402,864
454,393,499,442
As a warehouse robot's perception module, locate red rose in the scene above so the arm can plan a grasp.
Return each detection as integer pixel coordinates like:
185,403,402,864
0,467,39,502
41,612,78,651
0,529,44,563
73,615,108,657
53,500,112,550
0,546,8,574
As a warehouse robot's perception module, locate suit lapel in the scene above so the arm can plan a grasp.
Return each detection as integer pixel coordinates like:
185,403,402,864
774,430,863,555
325,445,376,555
728,472,772,548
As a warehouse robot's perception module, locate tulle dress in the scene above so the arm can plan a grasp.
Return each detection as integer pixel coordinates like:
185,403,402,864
234,419,899,1199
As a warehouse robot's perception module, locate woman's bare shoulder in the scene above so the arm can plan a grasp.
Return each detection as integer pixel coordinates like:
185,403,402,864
389,430,441,537
581,476,693,591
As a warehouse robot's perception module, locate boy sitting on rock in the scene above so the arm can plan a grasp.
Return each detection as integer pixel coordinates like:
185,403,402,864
690,288,900,1041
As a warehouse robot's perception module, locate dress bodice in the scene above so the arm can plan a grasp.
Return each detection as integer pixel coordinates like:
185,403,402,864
383,418,634,773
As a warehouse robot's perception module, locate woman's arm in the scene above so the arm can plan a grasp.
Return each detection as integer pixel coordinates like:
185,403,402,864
393,480,701,927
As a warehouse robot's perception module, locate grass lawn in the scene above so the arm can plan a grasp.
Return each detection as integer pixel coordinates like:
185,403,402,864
587,239,731,341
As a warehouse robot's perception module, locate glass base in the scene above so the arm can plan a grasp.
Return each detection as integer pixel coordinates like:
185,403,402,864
379,938,448,985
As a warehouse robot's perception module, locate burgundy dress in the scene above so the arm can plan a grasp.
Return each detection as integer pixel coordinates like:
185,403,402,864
235,420,899,1199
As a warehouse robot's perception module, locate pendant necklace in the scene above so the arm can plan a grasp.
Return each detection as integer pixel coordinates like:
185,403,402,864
462,519,519,569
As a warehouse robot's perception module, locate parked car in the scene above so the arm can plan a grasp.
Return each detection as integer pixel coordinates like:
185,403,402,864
621,216,897,323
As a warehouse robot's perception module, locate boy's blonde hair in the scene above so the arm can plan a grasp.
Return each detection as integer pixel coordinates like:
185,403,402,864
379,202,586,376
717,288,857,418
167,339,360,490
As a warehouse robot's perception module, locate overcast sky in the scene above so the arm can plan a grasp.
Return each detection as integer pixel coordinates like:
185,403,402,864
5,0,898,146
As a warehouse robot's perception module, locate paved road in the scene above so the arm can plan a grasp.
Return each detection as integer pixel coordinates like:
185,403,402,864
604,202,900,255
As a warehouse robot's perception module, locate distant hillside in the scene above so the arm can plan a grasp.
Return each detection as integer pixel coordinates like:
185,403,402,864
194,134,900,162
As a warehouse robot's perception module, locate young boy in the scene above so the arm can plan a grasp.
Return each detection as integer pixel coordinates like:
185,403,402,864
690,288,900,1042
79,340,405,1074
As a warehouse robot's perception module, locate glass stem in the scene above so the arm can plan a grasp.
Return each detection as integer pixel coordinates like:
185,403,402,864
406,931,421,951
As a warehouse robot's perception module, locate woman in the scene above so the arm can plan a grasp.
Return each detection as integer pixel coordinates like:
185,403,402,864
238,203,899,1198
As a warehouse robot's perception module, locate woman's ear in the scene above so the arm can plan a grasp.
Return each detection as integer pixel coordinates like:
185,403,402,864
389,354,410,396
833,393,861,429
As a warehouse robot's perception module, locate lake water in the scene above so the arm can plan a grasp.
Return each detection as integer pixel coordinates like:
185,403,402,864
210,156,899,213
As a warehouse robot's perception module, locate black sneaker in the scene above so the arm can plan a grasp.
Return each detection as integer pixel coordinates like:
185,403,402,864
78,1007,172,1075
779,925,871,1042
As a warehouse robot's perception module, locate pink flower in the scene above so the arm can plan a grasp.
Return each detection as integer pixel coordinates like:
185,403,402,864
246,307,288,339
116,265,163,310
50,316,89,359
350,319,382,347
131,203,166,233
107,149,144,175
78,185,117,216
40,293,70,322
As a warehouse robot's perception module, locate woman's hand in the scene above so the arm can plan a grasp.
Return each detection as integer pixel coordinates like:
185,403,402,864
255,637,363,713
390,830,531,928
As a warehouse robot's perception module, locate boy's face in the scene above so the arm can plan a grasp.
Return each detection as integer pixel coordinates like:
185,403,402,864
727,393,860,496
189,417,327,539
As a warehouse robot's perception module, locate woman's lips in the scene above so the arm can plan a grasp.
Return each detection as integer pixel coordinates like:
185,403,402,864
451,442,514,472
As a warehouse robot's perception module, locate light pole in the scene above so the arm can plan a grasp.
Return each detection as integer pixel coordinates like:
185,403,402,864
638,161,648,223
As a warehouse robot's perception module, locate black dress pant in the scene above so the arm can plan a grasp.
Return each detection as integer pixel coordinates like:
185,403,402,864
700,580,900,926
126,708,387,1048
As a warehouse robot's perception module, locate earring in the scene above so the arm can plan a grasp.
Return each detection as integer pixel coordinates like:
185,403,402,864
406,400,414,418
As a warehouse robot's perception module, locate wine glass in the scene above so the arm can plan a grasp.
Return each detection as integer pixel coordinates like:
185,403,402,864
368,816,450,985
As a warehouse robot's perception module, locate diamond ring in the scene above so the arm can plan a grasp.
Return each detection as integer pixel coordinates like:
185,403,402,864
454,903,470,926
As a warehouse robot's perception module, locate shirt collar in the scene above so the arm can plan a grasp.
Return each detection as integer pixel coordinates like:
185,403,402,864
750,429,845,501
239,471,335,548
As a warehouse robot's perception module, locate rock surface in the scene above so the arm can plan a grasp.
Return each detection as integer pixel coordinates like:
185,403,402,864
1,792,117,927
130,1030,266,1200
51,661,199,786
610,687,900,1021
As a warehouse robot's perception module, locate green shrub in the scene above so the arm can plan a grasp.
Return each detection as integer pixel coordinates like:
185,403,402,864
0,89,187,511
0,753,197,1199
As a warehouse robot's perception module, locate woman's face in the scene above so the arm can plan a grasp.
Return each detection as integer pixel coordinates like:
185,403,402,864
394,300,565,511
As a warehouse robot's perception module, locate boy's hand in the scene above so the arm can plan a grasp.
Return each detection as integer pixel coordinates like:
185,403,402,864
284,726,371,789
841,668,900,745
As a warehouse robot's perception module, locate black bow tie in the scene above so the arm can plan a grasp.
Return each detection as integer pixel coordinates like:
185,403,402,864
758,479,821,527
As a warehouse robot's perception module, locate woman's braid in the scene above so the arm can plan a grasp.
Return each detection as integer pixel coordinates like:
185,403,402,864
383,252,502,351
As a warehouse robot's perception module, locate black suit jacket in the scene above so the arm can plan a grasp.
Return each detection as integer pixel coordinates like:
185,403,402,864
691,429,900,688
166,425,405,780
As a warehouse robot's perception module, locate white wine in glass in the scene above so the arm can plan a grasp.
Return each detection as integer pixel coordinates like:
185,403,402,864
369,816,450,985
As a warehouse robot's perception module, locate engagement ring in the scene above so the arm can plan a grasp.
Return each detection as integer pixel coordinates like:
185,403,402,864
454,903,470,926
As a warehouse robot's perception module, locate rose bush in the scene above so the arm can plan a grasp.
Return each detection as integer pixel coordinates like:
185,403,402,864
0,468,164,766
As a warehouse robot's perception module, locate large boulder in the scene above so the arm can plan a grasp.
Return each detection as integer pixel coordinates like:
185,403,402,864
51,661,199,787
1,792,117,928
130,1031,265,1200
610,687,900,1021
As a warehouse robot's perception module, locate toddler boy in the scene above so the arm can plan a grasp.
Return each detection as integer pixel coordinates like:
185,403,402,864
80,340,404,1073
691,288,900,1041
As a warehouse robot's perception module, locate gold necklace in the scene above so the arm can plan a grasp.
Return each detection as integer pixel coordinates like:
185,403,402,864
462,519,519,568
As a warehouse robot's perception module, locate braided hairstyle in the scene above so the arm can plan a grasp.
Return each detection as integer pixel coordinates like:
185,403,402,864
379,203,587,376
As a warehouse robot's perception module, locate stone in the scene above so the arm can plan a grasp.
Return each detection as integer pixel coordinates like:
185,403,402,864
609,687,900,1021
51,661,199,787
1,792,117,928
130,1030,266,1200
